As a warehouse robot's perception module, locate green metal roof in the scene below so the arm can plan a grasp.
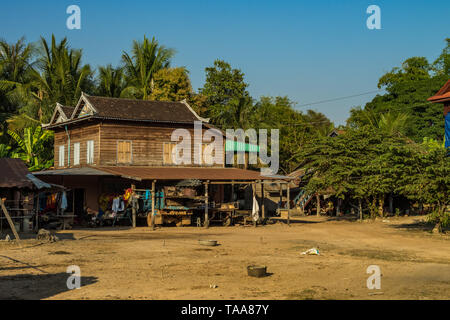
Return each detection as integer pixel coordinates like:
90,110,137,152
225,140,259,152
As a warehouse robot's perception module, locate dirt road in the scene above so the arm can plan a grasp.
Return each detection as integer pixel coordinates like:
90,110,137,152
0,216,449,300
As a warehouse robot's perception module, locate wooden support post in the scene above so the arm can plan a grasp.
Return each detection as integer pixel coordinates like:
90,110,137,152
131,184,136,228
0,198,21,244
279,183,283,210
231,180,235,224
231,180,235,201
287,183,290,226
261,181,265,221
316,193,321,216
151,180,156,230
204,181,209,228
253,182,257,227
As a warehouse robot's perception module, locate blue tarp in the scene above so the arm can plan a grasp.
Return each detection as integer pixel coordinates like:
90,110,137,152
445,112,450,149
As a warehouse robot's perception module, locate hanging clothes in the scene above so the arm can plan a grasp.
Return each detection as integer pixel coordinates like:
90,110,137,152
123,188,132,201
60,191,68,211
112,197,120,215
252,196,260,222
118,198,124,211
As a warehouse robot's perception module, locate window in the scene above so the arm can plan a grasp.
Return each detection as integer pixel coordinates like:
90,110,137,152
163,142,177,165
73,143,80,165
87,140,94,164
202,143,214,166
58,145,65,167
117,140,132,164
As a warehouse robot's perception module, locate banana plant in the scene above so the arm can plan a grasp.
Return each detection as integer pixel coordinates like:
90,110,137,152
8,126,52,170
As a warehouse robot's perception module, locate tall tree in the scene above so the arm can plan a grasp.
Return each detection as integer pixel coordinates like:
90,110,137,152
149,67,192,102
199,60,251,124
97,64,126,98
0,37,36,137
122,36,175,100
32,35,94,121
348,39,450,143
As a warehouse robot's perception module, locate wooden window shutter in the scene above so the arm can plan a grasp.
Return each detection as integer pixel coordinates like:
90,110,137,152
118,141,131,164
164,143,177,164
124,141,131,163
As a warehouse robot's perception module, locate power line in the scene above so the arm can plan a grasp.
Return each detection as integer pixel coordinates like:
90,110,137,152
280,101,438,126
209,100,439,128
295,89,384,108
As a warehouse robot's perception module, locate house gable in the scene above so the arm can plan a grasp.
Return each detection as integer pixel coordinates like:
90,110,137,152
48,103,75,125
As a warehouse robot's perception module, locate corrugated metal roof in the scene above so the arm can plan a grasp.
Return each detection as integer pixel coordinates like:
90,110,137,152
0,158,54,189
33,167,115,176
96,166,288,181
0,158,33,188
26,174,52,189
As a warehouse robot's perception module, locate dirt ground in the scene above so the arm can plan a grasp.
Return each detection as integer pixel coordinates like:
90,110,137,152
0,216,449,300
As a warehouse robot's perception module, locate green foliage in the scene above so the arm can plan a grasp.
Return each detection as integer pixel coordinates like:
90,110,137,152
150,67,192,102
97,64,126,98
33,35,94,116
122,36,175,100
348,39,450,142
8,126,53,171
199,60,251,124
0,143,11,157
199,60,333,173
400,147,449,227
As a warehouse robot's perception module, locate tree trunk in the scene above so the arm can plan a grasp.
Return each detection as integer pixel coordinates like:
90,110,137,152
378,197,384,218
389,194,393,215
359,198,362,221
316,194,320,217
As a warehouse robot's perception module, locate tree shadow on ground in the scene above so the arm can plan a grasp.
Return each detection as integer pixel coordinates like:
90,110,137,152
325,215,359,222
267,218,322,224
389,220,435,232
0,232,76,241
0,272,97,300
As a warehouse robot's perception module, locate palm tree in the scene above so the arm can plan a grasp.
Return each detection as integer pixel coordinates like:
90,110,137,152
377,111,409,136
0,37,37,138
8,126,52,170
0,37,35,113
97,64,126,97
350,108,409,137
32,35,93,118
209,97,255,130
121,36,175,100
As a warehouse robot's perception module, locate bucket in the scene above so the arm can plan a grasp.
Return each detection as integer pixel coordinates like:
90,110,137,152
247,265,267,278
198,239,218,247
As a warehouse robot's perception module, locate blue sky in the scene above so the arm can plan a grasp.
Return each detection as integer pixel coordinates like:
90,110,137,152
1,0,449,124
